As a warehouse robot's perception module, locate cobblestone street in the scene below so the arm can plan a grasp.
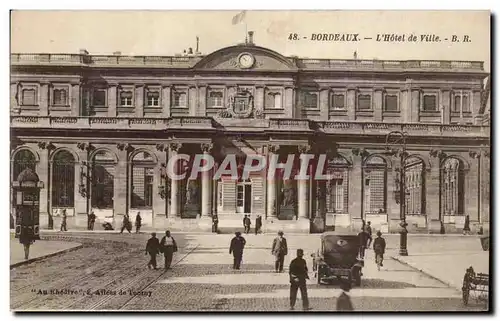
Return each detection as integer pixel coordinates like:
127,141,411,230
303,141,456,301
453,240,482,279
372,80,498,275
10,232,488,312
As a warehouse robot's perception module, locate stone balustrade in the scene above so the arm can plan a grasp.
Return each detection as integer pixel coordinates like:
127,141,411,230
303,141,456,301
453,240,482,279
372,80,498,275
10,116,489,138
11,53,484,71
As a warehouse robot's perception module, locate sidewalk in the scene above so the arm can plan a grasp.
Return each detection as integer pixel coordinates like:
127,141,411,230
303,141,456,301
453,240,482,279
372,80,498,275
10,238,82,268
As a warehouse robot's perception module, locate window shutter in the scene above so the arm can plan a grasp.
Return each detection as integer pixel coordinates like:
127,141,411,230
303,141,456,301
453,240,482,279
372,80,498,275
251,176,264,214
221,179,236,213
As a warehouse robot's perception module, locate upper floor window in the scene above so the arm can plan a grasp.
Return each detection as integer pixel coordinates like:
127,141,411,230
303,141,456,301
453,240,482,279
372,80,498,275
146,90,160,107
208,91,223,108
453,93,470,112
422,94,437,111
119,90,133,107
384,94,398,112
21,89,36,105
357,94,371,110
92,89,107,107
172,90,187,108
265,92,282,109
53,88,68,106
301,91,318,109
331,93,345,110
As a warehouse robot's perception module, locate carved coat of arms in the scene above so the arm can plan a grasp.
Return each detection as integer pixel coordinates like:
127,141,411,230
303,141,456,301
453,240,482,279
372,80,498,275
217,87,263,119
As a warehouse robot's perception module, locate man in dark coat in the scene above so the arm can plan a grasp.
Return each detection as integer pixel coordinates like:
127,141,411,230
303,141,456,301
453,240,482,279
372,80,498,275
60,210,67,232
212,215,219,233
135,212,142,234
255,215,262,235
160,230,178,270
373,231,387,267
463,215,471,235
289,248,310,311
365,221,373,247
145,232,160,269
243,215,251,234
357,228,369,259
271,231,288,273
120,214,132,233
229,231,246,270
88,211,96,231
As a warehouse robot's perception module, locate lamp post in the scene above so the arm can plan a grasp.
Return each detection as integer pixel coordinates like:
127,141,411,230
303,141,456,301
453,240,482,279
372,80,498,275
385,131,409,256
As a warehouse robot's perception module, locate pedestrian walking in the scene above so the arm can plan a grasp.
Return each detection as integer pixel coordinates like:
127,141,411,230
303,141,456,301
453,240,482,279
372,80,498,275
60,209,67,232
19,226,35,260
243,215,251,234
357,228,369,259
135,212,142,234
366,221,373,247
212,215,219,233
336,280,354,311
289,249,310,311
160,230,178,270
120,214,132,233
88,211,96,231
145,232,160,269
463,215,471,235
373,231,386,267
271,231,288,273
255,215,262,235
229,231,246,270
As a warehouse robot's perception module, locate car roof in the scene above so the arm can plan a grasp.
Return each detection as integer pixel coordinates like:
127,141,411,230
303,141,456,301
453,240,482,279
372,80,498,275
320,231,360,239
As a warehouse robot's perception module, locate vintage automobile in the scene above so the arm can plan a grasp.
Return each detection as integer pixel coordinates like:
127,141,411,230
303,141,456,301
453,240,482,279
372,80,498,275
311,232,364,286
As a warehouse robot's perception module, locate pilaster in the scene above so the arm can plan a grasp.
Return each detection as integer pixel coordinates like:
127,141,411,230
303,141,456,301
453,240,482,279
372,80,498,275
108,84,117,117
373,88,383,121
135,85,144,117
114,143,131,216
266,144,279,219
441,89,451,124
39,82,49,116
410,88,420,122
71,83,81,117
347,87,356,120
427,152,441,233
162,86,171,117
319,88,329,120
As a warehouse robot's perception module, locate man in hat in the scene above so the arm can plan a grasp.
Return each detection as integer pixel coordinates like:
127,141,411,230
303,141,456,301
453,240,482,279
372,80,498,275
229,231,246,270
271,231,288,273
289,248,310,311
145,232,160,269
88,211,96,231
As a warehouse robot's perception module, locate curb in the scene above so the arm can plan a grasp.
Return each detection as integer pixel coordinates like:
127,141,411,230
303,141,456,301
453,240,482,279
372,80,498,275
390,255,459,291
10,243,83,269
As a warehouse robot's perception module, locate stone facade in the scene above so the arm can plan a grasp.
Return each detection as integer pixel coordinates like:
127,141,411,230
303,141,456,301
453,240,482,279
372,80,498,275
10,40,490,233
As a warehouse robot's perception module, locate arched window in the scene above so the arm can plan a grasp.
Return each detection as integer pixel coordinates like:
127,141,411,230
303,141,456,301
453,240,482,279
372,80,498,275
91,150,115,209
131,151,155,209
326,156,349,213
52,150,75,208
441,157,465,215
405,157,424,215
13,149,36,180
363,156,387,215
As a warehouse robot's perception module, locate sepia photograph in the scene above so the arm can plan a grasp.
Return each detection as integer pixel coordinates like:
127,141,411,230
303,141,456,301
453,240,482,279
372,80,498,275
9,10,491,312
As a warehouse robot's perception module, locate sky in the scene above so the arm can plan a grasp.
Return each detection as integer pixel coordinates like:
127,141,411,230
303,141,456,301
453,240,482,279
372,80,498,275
10,10,490,71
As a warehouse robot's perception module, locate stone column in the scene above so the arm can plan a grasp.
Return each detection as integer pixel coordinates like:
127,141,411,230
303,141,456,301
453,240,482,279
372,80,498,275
71,83,81,117
36,142,51,227
266,145,279,219
39,82,49,116
162,86,171,117
441,88,451,124
135,85,144,118
467,151,480,223
74,143,91,217
410,88,420,122
373,88,383,121
189,86,197,116
427,152,441,233
387,165,400,233
108,84,117,117
347,86,357,120
297,145,310,220
114,143,130,217
153,144,167,218
319,88,329,120
169,143,182,217
349,151,363,230
201,143,213,217
480,150,490,233
198,86,207,117
284,87,294,118
401,87,410,122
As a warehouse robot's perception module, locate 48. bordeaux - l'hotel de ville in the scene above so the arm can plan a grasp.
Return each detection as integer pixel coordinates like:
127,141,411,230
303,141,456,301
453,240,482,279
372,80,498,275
10,32,490,234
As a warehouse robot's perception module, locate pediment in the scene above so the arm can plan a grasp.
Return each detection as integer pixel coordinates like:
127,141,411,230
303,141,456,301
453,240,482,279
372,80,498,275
194,45,298,72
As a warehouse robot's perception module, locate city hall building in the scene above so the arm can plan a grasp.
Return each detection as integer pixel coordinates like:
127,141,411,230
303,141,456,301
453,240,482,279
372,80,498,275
10,33,491,233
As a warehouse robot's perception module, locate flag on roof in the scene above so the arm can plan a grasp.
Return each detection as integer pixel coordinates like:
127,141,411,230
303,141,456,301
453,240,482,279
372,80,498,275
232,11,246,25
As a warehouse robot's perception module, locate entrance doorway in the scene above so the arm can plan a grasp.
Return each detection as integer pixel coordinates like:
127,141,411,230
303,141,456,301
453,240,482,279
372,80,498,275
236,180,252,214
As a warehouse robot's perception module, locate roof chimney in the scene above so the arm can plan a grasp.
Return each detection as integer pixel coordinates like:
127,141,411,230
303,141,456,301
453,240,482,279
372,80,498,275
79,49,89,55
248,31,254,45
113,51,121,56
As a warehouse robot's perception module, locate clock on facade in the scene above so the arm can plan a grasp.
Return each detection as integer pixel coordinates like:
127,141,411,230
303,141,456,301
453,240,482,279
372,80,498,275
238,53,255,69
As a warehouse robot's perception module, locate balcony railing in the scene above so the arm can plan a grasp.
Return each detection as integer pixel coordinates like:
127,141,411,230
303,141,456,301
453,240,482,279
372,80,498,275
10,116,489,138
11,53,484,71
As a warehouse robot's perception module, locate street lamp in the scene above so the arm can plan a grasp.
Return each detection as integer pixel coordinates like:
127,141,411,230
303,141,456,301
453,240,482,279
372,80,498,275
384,131,409,256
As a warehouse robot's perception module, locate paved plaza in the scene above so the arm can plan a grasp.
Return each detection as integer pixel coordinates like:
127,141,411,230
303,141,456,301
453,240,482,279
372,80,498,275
10,232,489,311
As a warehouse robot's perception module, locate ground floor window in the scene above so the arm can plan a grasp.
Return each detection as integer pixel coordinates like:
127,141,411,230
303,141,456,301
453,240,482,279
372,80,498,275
91,150,115,209
13,149,36,179
131,167,154,208
363,156,387,214
441,157,465,215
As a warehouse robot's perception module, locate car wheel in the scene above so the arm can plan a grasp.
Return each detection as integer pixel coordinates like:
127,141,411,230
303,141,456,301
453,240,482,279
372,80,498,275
352,267,361,286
